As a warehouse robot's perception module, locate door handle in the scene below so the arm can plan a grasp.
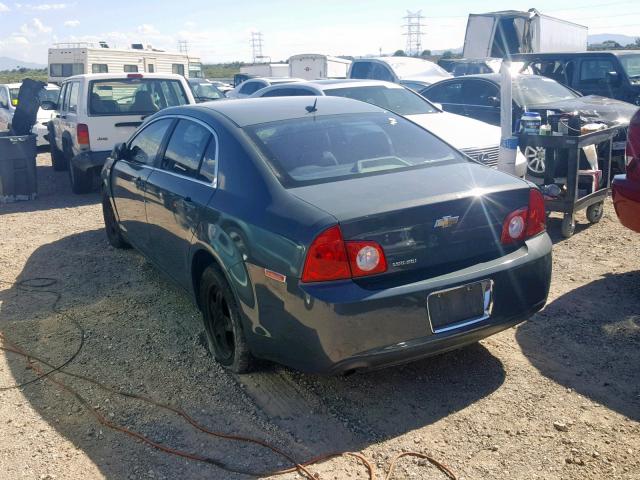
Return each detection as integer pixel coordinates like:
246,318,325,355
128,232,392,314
183,196,193,203
134,177,144,189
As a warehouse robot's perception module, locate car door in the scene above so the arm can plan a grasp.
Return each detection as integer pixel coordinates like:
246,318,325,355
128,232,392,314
111,117,174,254
64,81,80,155
144,118,217,287
422,80,467,116
51,82,69,151
460,79,501,126
575,57,621,98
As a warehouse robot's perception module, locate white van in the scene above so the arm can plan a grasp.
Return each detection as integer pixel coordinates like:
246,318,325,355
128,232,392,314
45,73,195,193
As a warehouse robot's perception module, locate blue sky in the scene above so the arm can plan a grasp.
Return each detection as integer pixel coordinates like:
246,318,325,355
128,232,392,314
0,0,639,64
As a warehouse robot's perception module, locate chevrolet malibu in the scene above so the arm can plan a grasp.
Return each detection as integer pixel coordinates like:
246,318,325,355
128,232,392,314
101,96,552,374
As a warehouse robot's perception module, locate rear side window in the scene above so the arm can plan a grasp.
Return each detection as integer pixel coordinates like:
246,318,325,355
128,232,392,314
424,81,463,103
260,87,316,97
127,118,173,165
161,120,211,177
246,112,466,187
324,86,438,115
68,82,79,113
198,137,218,184
239,81,266,95
579,59,615,84
89,78,189,116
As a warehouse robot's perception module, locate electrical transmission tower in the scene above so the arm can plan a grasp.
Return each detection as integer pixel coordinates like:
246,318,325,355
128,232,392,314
402,10,425,56
251,31,264,63
177,40,189,55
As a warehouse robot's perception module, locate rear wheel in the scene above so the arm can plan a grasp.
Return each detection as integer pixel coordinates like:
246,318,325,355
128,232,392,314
102,192,130,249
199,266,252,373
586,202,604,224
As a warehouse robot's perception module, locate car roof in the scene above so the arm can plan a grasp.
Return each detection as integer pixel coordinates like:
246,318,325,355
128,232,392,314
62,73,187,82
513,50,640,58
191,96,386,127
293,79,405,90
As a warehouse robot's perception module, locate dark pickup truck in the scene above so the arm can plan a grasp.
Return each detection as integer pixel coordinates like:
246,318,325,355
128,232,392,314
511,51,640,106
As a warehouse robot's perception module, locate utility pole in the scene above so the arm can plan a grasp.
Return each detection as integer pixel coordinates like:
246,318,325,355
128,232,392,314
402,10,425,57
251,31,264,64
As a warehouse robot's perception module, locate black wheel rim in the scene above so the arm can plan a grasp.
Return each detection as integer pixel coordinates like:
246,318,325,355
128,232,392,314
206,286,235,362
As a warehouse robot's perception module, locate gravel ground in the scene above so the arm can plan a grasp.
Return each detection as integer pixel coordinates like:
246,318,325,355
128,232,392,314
0,152,638,480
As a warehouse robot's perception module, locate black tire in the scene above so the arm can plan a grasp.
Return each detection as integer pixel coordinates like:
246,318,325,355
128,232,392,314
586,202,604,224
64,140,93,194
199,265,252,373
561,214,576,239
102,192,130,249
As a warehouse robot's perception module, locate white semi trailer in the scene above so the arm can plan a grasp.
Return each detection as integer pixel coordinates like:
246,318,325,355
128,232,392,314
463,9,588,59
288,54,352,80
48,42,202,83
239,63,290,77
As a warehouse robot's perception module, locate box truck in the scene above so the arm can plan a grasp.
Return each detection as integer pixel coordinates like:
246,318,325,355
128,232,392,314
463,9,587,59
48,42,201,83
239,63,289,77
288,54,352,80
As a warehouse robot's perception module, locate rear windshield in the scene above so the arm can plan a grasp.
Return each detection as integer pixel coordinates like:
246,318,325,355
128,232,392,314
324,86,438,115
246,113,467,187
89,78,188,116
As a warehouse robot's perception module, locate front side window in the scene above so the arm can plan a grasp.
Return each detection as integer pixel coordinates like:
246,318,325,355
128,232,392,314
92,64,108,73
350,61,373,79
247,113,467,187
62,82,71,112
172,64,185,76
9,87,20,107
38,88,60,104
161,120,211,178
461,80,499,107
190,82,224,101
0,88,8,108
579,59,615,84
325,86,438,115
371,64,395,82
89,78,189,116
127,118,173,165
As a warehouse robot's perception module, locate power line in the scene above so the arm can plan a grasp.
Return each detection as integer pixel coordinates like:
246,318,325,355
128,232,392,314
250,31,264,64
402,10,425,56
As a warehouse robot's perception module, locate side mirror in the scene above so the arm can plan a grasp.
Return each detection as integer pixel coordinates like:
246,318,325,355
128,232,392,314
40,100,57,111
606,71,621,86
432,102,443,110
488,96,501,107
11,98,18,107
112,142,128,160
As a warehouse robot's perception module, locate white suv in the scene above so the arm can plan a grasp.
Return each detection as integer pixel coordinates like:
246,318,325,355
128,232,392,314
46,73,195,193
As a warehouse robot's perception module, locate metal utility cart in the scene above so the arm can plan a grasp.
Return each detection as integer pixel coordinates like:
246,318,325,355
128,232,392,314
519,126,620,238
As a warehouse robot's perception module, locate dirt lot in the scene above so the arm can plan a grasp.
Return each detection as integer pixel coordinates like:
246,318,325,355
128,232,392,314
0,152,639,480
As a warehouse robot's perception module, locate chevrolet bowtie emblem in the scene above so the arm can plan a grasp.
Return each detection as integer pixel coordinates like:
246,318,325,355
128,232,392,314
434,215,459,229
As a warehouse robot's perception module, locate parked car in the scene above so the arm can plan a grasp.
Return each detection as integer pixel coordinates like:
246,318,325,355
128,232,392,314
208,80,233,94
251,79,527,177
438,58,502,77
225,77,304,99
101,96,552,374
511,51,640,106
348,57,451,90
188,78,226,103
0,82,60,146
44,72,195,193
420,73,639,176
612,109,640,232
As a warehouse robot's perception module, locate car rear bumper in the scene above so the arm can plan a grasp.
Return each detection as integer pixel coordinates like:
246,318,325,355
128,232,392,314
245,232,552,373
612,174,640,232
72,150,110,171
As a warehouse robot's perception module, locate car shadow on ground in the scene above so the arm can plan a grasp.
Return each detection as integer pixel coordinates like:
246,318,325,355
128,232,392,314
516,271,640,421
1,229,507,479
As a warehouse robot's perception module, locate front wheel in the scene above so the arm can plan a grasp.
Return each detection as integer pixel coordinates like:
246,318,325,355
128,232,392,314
50,140,68,171
199,266,253,373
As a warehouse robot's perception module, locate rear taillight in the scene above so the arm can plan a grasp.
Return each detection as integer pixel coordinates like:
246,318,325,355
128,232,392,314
626,112,640,182
501,189,546,245
301,225,387,283
77,123,90,147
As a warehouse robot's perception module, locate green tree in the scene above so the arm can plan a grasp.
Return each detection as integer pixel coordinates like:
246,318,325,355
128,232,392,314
441,50,454,59
420,49,432,57
393,49,407,57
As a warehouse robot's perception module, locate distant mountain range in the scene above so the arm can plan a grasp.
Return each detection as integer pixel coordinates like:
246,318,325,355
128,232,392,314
0,57,46,71
587,34,638,46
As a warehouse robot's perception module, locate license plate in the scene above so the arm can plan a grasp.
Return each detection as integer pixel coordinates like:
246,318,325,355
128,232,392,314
427,280,493,334
613,141,626,151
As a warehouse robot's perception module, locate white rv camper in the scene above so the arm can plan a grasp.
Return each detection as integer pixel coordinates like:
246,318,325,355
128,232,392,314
47,42,202,83
288,54,352,80
463,9,587,59
239,64,289,77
